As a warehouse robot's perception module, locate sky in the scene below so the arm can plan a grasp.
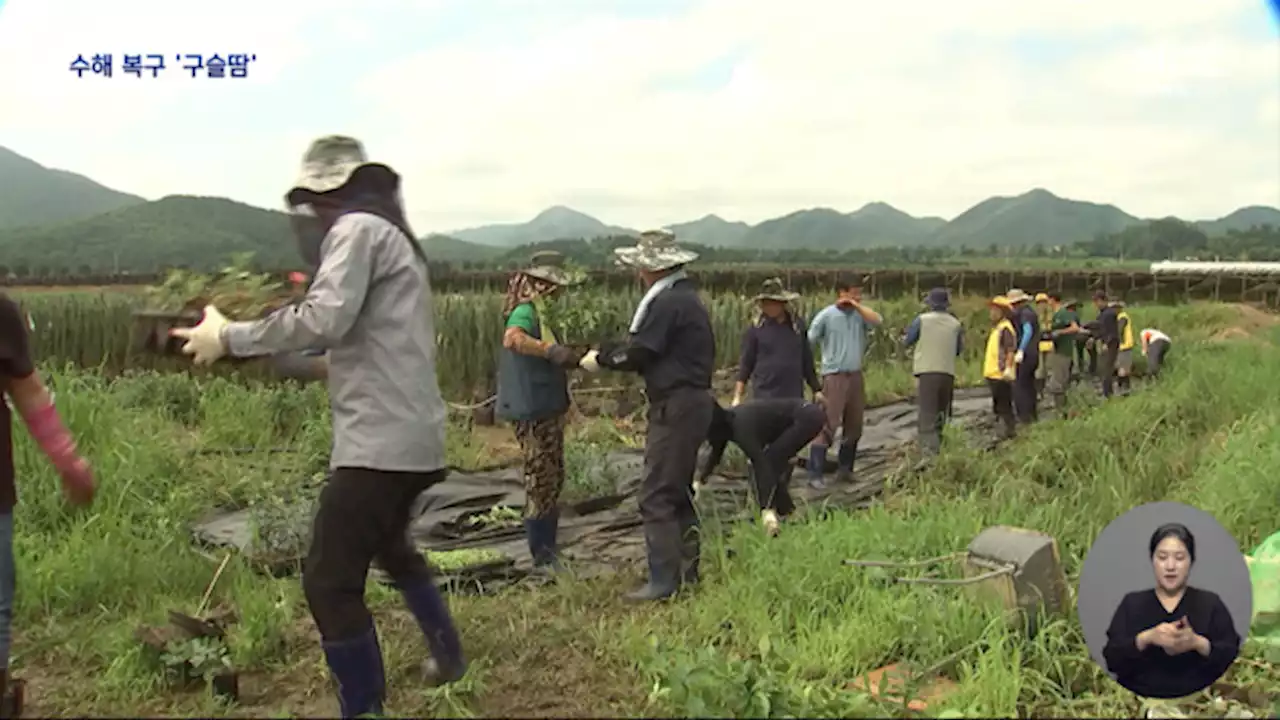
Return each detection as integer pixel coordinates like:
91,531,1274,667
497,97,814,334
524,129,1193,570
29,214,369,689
0,0,1277,235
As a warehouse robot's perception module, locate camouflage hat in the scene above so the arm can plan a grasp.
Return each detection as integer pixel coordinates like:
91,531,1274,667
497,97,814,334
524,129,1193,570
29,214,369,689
523,251,578,286
614,229,699,271
754,277,799,302
287,135,396,201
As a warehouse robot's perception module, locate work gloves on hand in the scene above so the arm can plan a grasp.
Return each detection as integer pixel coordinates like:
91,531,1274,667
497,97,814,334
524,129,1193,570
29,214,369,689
546,344,584,369
579,349,601,372
1013,350,1024,365
171,305,230,365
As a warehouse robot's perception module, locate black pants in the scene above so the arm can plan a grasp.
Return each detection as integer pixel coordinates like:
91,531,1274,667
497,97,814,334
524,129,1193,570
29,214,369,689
1148,340,1171,377
1098,344,1118,397
1013,354,1038,424
740,403,825,515
303,467,445,641
987,379,1016,437
639,389,715,580
915,372,955,454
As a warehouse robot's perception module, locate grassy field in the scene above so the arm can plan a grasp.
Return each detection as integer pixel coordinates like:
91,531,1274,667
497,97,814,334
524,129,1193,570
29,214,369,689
5,297,1279,717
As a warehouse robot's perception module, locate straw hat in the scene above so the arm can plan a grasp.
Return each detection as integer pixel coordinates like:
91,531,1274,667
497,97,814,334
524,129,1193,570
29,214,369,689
614,229,699,271
1006,288,1031,304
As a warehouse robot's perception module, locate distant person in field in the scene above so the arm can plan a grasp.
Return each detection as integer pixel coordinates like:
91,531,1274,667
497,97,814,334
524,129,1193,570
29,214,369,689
714,278,820,497
733,278,821,406
1093,291,1122,398
806,274,883,489
1065,300,1088,380
1044,294,1081,410
0,294,95,715
171,136,463,717
578,230,715,602
1112,300,1136,396
1006,289,1040,424
1034,293,1053,396
698,398,825,537
495,251,584,571
902,287,963,458
982,295,1018,439
1141,328,1172,379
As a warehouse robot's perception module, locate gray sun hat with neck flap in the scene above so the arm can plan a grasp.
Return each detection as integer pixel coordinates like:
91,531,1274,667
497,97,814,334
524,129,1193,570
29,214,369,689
285,135,399,207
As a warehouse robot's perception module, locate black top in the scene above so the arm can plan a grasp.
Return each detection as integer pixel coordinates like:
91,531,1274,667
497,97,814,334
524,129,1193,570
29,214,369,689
601,278,715,404
1102,586,1240,699
737,314,821,400
700,398,811,478
1096,306,1121,345
0,295,35,512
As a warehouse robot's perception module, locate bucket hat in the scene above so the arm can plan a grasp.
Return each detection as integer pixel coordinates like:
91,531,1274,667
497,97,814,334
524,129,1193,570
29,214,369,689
285,135,398,206
614,229,699,271
523,251,579,286
754,277,800,302
924,287,950,309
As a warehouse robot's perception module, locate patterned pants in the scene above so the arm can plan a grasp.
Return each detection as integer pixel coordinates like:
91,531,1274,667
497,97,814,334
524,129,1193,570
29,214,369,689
514,414,567,519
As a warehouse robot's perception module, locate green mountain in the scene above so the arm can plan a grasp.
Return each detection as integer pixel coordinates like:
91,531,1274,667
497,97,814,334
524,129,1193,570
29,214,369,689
422,233,502,263
1194,206,1280,236
733,202,944,251
0,194,494,275
929,188,1141,248
449,206,636,247
667,214,751,247
0,146,145,230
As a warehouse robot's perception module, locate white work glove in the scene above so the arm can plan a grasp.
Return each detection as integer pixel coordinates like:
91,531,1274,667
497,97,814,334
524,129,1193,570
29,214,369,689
1002,366,1016,382
812,391,825,405
1014,350,1024,364
730,393,742,407
170,305,230,365
579,349,601,372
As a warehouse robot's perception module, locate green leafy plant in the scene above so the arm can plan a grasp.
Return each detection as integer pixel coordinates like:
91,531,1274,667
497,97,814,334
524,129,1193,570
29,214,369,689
161,636,232,682
143,252,294,320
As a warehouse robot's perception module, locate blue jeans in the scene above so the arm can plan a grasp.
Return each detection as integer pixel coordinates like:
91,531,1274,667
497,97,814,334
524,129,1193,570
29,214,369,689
0,513,13,668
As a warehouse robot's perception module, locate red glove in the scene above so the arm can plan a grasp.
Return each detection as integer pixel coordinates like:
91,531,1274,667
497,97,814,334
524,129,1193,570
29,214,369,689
23,403,95,506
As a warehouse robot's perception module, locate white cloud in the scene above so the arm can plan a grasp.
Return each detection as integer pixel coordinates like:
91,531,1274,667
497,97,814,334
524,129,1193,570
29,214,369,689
1,0,1276,233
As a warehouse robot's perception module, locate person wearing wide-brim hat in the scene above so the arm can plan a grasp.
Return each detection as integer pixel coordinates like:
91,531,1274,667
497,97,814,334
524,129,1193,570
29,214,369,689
983,295,1018,439
578,228,715,602
903,287,963,457
733,277,820,406
495,251,584,572
171,135,463,717
1003,288,1040,425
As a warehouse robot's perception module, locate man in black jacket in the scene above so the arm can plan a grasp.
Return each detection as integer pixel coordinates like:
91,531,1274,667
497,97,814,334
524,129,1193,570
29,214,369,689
1092,291,1122,398
696,399,826,536
579,230,715,602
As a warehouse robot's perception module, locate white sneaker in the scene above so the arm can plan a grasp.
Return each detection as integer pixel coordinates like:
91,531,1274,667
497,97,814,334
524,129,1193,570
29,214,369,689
761,509,780,537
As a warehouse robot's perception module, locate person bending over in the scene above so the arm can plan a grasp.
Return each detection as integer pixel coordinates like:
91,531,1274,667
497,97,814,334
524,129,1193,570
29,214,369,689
697,398,825,536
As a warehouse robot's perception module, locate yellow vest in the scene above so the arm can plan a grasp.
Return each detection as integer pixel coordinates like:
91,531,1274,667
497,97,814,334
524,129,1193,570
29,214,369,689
984,319,1015,380
1118,310,1134,350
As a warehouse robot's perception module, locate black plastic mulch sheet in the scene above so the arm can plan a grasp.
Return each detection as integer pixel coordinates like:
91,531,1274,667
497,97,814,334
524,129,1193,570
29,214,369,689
191,388,1000,591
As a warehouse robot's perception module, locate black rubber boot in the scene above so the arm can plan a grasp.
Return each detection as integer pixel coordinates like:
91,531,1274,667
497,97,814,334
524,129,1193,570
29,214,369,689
524,512,562,570
835,442,857,483
321,627,386,718
625,522,683,602
679,519,700,586
400,578,467,687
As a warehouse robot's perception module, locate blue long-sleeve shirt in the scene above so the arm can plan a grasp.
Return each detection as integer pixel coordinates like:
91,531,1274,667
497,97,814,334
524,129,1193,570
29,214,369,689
904,315,964,355
807,304,881,374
